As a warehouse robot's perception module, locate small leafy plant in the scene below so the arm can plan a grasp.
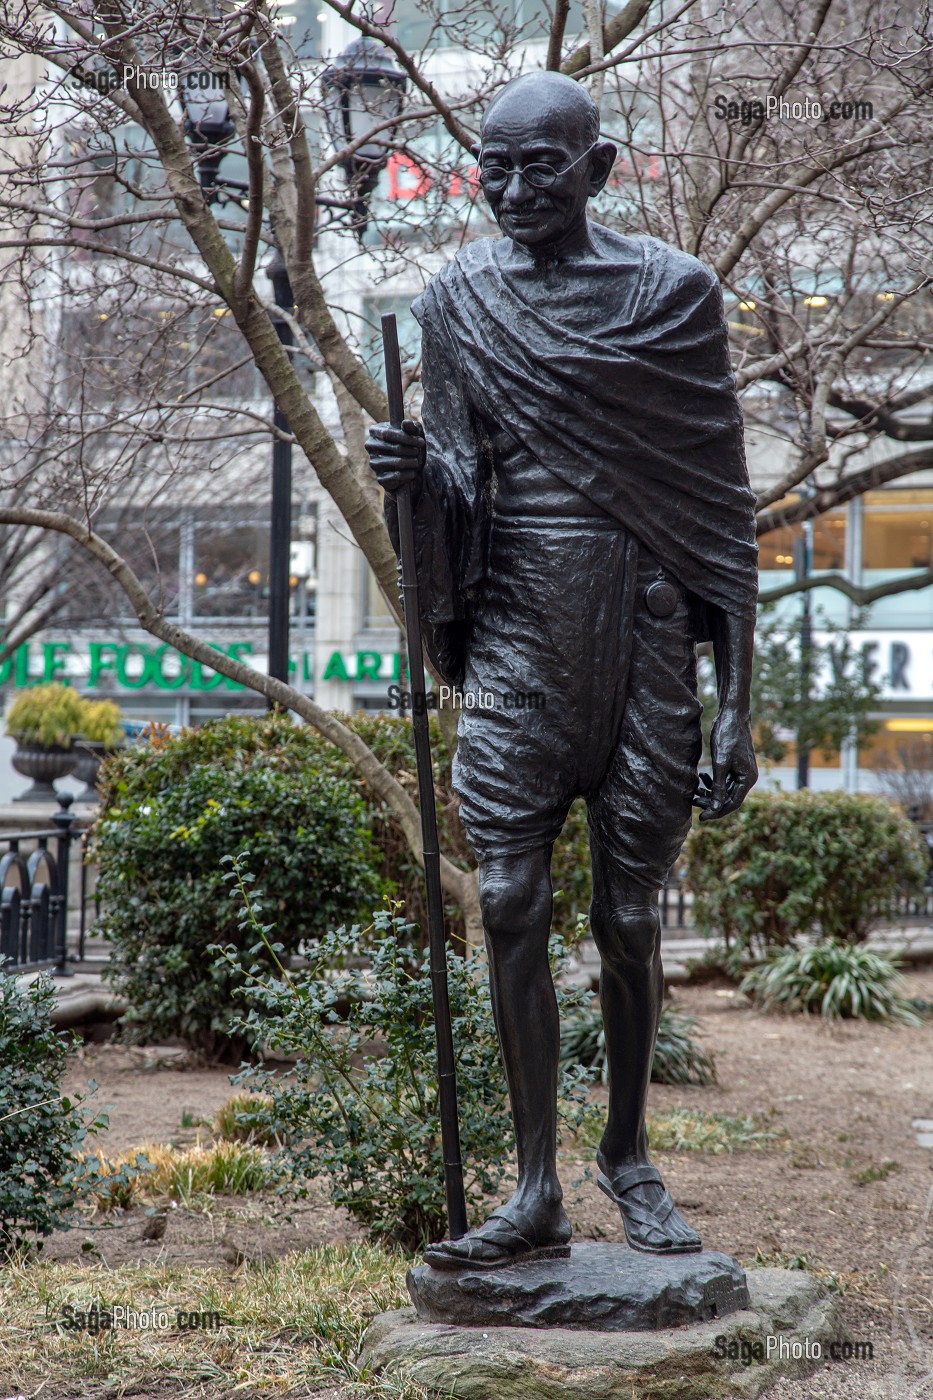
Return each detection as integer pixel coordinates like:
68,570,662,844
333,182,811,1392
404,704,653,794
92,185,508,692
215,857,597,1251
851,1159,900,1186
559,1002,717,1086
740,940,922,1023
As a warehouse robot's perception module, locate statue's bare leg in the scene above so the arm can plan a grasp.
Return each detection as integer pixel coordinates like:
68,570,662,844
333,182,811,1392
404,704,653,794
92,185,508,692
424,846,571,1268
588,838,701,1253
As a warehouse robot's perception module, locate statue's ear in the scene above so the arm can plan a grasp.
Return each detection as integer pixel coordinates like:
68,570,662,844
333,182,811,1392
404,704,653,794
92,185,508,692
589,140,617,196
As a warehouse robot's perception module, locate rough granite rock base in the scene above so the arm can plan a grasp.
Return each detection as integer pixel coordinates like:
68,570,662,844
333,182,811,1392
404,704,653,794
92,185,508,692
407,1241,750,1330
359,1267,842,1400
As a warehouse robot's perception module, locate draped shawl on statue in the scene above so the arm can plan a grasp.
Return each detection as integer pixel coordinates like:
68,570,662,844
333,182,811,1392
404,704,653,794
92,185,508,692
391,226,758,684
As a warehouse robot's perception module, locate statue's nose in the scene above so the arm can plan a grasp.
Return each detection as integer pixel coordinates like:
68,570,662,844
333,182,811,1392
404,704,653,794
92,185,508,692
503,170,535,205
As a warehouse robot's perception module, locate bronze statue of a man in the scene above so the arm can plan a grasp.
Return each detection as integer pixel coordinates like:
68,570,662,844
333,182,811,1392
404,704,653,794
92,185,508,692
367,72,758,1267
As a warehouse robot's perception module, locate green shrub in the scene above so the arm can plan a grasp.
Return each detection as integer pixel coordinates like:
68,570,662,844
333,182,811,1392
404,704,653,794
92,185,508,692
0,974,129,1256
5,683,86,749
739,941,923,1023
217,862,596,1252
684,790,928,958
559,1003,717,1086
94,714,383,1058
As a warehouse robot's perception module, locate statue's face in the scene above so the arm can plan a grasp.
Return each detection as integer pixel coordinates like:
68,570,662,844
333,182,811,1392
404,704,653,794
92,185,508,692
478,90,610,250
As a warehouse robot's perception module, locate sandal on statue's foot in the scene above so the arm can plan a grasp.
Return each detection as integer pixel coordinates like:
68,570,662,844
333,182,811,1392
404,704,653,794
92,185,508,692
596,1158,702,1255
423,1201,572,1272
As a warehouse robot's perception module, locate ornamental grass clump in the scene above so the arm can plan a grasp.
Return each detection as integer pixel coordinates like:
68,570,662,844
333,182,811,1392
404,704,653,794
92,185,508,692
215,857,597,1252
93,1141,272,1206
740,941,922,1024
559,1002,716,1086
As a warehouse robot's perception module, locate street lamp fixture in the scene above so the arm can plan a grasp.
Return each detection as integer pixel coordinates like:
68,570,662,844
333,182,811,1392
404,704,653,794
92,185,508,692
180,78,237,202
321,37,408,199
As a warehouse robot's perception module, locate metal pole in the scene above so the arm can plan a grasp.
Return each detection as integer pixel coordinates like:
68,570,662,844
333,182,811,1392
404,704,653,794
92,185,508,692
52,794,75,977
381,314,468,1241
267,250,294,696
795,522,813,789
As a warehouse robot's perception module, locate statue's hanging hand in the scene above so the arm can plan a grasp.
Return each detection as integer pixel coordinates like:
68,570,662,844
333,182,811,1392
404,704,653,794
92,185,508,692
695,705,758,821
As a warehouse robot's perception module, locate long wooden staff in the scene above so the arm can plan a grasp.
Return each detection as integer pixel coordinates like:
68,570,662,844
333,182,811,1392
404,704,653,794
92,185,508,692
381,313,468,1241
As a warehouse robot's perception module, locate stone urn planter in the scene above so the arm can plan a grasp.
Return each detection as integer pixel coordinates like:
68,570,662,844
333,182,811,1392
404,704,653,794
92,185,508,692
70,739,107,802
11,743,77,802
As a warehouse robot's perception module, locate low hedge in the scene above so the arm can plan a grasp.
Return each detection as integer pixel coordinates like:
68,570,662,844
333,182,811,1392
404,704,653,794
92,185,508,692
684,789,928,957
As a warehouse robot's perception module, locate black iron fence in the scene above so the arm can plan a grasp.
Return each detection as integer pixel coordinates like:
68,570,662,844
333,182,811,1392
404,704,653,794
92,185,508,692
659,874,694,930
658,828,933,932
1,802,930,970
0,796,89,975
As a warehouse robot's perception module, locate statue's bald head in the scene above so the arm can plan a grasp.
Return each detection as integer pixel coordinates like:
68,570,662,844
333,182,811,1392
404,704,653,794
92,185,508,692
476,72,614,254
482,73,600,153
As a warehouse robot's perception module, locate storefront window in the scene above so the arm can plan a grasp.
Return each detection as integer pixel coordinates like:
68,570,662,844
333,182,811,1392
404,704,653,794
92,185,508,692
763,739,842,770
861,489,933,628
861,720,933,814
757,523,797,572
193,525,270,619
863,490,933,570
363,563,397,630
758,505,848,624
758,508,847,571
57,519,182,624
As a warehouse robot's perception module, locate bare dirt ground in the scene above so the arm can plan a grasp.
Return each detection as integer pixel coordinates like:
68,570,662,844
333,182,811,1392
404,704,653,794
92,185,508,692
46,971,933,1397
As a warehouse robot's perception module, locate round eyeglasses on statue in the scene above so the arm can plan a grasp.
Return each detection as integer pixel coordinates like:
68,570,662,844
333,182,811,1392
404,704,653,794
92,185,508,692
478,140,599,193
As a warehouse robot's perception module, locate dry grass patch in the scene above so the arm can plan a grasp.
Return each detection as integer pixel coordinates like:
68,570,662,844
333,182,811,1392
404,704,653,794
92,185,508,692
0,1241,427,1399
573,1106,786,1154
91,1140,274,1210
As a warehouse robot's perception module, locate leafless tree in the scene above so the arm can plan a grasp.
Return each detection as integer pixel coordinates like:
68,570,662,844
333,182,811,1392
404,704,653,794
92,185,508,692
874,738,933,821
0,0,929,937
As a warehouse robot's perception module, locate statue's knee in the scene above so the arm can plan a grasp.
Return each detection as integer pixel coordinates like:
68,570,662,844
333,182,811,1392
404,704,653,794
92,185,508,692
480,862,548,941
594,902,660,971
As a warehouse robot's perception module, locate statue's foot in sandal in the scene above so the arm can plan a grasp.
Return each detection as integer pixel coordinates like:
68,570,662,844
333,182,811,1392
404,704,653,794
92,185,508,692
596,1152,702,1255
424,1195,572,1271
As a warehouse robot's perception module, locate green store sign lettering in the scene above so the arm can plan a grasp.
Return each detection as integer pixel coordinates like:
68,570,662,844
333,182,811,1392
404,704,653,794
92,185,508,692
2,640,313,692
321,651,404,683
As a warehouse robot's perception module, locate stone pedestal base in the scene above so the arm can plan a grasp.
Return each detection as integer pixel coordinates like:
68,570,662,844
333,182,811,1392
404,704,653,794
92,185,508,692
360,1267,842,1400
407,1241,749,1331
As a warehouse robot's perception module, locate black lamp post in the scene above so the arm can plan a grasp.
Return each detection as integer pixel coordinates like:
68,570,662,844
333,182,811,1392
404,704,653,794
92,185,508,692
176,44,406,689
266,249,294,692
794,519,814,789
